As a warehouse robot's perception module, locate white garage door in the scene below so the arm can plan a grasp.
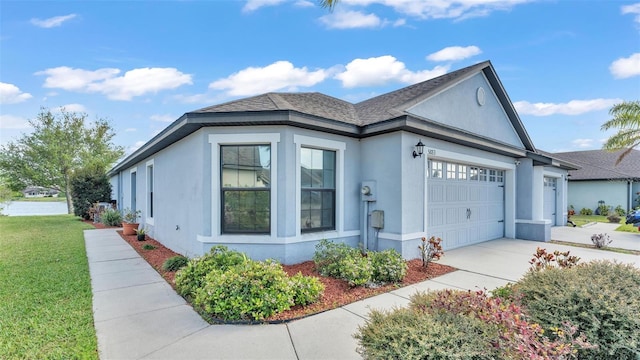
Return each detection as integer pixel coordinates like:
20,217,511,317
543,177,557,225
427,160,505,250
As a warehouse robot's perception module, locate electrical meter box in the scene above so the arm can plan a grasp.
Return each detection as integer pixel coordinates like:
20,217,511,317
371,210,384,229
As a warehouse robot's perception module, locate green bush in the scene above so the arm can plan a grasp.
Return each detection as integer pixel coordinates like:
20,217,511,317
290,272,325,306
70,171,112,220
614,205,626,216
513,261,640,359
162,255,189,272
142,244,155,250
175,246,245,297
355,307,494,359
193,260,295,321
369,249,407,283
314,239,407,286
101,208,122,226
580,207,593,215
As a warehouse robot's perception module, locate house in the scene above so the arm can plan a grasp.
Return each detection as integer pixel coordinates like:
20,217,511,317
551,149,640,213
108,61,576,264
22,186,59,198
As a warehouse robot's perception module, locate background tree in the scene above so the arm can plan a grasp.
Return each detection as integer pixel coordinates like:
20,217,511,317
319,0,338,9
601,100,640,164
0,108,124,214
70,169,112,220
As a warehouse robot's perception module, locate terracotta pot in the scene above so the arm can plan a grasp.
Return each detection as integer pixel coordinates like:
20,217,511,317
122,222,139,235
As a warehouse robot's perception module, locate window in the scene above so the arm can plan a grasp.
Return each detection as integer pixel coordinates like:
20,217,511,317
479,168,487,181
457,165,468,181
429,160,443,178
497,170,505,183
146,162,154,220
446,163,457,179
300,147,335,232
489,169,497,182
221,145,271,234
470,167,479,181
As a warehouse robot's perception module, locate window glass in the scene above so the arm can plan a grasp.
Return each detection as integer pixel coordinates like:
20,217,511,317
147,164,153,218
221,145,271,233
429,160,443,178
458,165,467,180
446,163,456,179
489,169,497,182
301,148,336,232
470,167,479,181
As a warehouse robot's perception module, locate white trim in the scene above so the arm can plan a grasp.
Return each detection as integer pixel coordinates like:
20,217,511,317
145,159,155,226
197,230,360,245
293,135,346,238
209,133,281,240
377,231,425,241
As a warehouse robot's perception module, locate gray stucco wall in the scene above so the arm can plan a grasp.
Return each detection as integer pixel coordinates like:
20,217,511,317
568,180,636,213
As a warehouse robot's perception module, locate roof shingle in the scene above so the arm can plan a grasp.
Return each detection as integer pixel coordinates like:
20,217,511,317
552,149,640,180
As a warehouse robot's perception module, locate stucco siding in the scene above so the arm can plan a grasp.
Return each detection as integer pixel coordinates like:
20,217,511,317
568,180,630,213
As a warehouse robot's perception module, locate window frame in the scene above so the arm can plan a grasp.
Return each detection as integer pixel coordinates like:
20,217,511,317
145,160,154,225
294,135,345,238
300,147,336,233
209,133,280,239
220,144,272,234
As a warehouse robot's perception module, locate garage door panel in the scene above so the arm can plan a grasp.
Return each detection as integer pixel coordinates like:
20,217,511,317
427,160,505,251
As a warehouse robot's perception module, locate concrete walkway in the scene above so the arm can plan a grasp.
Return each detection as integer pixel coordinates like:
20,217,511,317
85,227,639,359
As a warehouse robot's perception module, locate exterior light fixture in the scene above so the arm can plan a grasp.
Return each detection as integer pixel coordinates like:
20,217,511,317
413,140,425,158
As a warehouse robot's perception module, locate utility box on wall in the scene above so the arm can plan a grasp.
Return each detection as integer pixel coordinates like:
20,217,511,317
371,210,384,229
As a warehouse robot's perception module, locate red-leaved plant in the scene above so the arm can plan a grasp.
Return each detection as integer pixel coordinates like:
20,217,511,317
418,236,443,268
529,247,580,271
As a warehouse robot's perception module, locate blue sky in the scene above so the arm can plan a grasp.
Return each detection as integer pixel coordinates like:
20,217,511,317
1,0,639,156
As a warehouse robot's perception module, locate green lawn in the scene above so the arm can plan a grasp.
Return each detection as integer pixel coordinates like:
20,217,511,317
11,196,67,202
569,214,639,233
0,215,98,359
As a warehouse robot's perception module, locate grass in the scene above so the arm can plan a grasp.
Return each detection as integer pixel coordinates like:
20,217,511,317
569,214,640,233
550,240,640,255
0,215,98,359
10,196,67,202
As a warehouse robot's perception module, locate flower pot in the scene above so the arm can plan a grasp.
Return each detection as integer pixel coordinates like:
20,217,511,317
122,222,139,235
137,233,146,241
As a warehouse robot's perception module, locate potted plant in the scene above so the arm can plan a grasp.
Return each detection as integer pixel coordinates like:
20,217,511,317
122,208,141,235
135,227,146,241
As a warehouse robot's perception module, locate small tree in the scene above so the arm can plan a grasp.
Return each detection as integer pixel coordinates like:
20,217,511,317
70,169,112,220
601,100,640,165
0,108,123,214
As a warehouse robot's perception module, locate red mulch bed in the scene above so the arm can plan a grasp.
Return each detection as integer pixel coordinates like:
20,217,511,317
84,220,457,322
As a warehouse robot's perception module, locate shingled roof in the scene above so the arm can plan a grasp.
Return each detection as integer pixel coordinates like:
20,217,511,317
551,149,640,180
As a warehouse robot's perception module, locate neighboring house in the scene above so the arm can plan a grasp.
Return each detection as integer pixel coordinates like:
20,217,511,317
551,149,640,213
108,61,576,264
22,186,59,198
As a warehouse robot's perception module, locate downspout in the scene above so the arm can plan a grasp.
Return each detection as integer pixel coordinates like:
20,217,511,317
629,180,633,212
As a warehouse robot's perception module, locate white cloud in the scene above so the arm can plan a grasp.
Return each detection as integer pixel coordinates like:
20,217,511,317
0,114,30,129
209,61,328,96
571,138,594,148
243,0,286,12
319,10,383,29
294,0,314,7
58,103,86,112
0,82,33,104
427,45,482,62
609,53,640,79
36,66,192,101
622,3,640,24
334,55,449,88
150,114,175,122
393,18,406,27
514,98,622,116
30,14,77,28
340,0,530,20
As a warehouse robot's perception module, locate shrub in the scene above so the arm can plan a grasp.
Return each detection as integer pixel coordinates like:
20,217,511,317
513,261,640,359
290,272,325,306
101,207,122,226
175,246,245,297
597,204,609,216
355,307,494,359
314,239,407,286
369,249,407,283
591,233,612,248
418,236,444,268
142,244,155,250
614,205,626,216
529,247,580,271
193,259,295,321
162,255,189,272
580,207,593,215
70,171,112,220
607,214,621,223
